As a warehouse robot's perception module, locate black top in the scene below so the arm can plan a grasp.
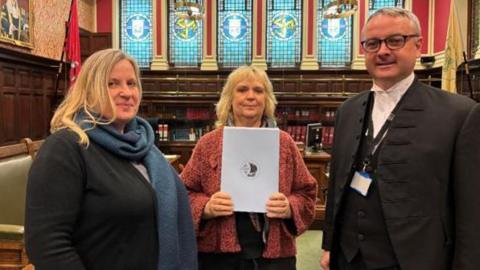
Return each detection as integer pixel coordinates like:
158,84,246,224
25,129,158,270
235,212,264,259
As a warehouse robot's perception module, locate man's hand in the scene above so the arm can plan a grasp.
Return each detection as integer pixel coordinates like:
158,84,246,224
203,192,234,219
266,192,291,219
320,250,330,270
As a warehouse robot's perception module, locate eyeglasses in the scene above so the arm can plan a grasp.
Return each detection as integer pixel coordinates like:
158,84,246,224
361,34,419,53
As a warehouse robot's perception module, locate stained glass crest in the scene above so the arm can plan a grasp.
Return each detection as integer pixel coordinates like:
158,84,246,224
270,12,298,41
222,13,249,42
173,18,199,41
125,14,152,41
320,18,347,41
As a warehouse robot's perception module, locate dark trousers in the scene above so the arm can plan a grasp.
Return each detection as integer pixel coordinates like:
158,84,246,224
199,252,296,270
336,250,400,270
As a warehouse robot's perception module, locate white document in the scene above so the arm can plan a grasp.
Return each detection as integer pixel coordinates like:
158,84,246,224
221,127,279,213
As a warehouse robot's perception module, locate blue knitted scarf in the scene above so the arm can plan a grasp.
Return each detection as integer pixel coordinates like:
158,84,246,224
77,113,197,270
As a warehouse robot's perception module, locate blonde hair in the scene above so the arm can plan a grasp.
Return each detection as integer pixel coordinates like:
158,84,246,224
50,49,142,145
215,65,277,127
363,7,422,38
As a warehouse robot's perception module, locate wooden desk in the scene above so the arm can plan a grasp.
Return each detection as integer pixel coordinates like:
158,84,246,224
303,151,331,230
165,154,182,172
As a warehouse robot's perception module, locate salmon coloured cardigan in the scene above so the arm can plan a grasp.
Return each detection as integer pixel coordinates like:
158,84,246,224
180,128,317,258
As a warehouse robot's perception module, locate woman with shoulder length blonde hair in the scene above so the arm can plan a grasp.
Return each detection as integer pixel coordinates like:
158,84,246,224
26,48,197,270
215,65,277,127
181,65,317,270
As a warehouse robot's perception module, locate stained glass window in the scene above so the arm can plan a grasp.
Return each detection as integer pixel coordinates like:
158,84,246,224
266,0,302,68
317,0,352,67
218,0,252,68
168,0,203,67
120,0,153,68
369,0,404,14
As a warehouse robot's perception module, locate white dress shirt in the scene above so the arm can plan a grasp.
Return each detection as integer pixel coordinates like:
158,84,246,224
371,73,415,138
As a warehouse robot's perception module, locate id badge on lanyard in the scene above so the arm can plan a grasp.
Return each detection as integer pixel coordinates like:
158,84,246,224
350,113,395,197
350,170,372,196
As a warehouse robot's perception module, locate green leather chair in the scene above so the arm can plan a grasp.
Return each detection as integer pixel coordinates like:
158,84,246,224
0,154,31,237
0,140,36,269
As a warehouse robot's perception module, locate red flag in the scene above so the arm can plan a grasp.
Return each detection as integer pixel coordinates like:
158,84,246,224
65,0,81,85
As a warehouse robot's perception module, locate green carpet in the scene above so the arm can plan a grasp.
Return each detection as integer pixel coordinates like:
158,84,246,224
296,230,324,270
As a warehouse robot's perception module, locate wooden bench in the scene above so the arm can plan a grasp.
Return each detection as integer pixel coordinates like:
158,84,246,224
0,138,43,270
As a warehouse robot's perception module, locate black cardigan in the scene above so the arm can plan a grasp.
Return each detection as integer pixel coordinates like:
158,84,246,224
25,129,158,270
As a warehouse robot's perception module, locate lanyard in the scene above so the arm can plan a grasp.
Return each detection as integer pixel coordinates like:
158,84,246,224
369,112,395,156
361,91,407,172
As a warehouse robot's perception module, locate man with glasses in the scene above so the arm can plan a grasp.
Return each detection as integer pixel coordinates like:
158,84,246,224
320,7,478,270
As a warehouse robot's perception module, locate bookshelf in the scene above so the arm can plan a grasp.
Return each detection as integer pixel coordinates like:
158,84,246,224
140,100,342,166
142,103,340,145
154,105,216,142
276,104,337,150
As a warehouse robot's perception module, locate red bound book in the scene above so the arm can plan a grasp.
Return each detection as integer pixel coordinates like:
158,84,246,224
300,126,306,141
322,127,328,145
295,126,301,142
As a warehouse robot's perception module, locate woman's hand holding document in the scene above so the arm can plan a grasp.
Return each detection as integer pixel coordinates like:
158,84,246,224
202,191,234,219
266,192,292,219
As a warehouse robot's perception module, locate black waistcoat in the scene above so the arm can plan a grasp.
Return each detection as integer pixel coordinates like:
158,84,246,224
337,106,398,269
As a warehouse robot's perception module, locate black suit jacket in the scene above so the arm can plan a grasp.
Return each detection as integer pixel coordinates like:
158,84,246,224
322,80,478,270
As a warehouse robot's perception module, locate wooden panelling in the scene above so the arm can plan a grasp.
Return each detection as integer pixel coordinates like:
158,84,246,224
345,82,362,92
91,34,113,53
80,29,112,62
283,81,298,92
32,95,46,139
0,47,60,146
300,82,316,92
1,95,15,143
44,73,57,91
157,82,174,91
190,82,206,91
32,72,43,89
139,68,443,110
331,82,344,92
205,82,219,92
315,82,329,92
19,70,30,89
18,95,32,139
142,81,157,92
3,67,15,87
